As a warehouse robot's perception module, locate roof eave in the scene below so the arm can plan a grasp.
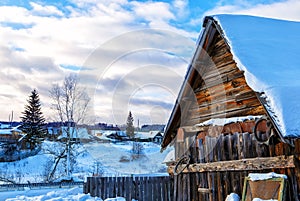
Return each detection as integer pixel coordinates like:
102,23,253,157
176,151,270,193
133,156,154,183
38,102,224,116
161,16,217,151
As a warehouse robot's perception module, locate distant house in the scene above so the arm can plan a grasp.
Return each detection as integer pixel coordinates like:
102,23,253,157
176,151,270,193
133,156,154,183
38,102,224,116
0,125,31,151
135,131,164,143
106,131,128,141
161,15,300,200
57,126,93,142
0,126,22,142
152,131,163,143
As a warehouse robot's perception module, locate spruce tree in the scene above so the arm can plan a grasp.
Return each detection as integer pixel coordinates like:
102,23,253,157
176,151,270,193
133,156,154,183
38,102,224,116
21,89,46,149
126,111,135,139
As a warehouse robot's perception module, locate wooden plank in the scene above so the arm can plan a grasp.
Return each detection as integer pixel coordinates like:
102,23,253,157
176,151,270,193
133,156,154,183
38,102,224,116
168,155,295,174
232,133,238,160
187,174,191,201
217,134,223,161
198,139,205,163
84,177,90,194
193,98,261,117
160,177,165,201
188,105,264,126
217,172,223,201
242,133,250,158
223,171,231,197
178,174,183,201
182,174,188,201
157,177,162,201
207,173,213,201
211,172,217,201
250,134,258,158
96,177,101,198
125,177,130,201
173,175,178,201
211,137,218,162
204,136,209,163
190,173,197,201
91,177,96,197
286,168,299,201
109,177,114,198
203,172,209,201
145,177,150,201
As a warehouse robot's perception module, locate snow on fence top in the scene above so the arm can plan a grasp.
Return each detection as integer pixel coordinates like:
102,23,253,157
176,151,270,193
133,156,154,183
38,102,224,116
214,14,300,137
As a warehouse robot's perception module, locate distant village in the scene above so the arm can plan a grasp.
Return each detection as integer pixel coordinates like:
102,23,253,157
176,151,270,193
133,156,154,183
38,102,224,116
0,121,165,156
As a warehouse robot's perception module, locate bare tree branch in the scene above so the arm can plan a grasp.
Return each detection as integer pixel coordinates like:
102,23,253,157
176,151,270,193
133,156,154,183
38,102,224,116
49,74,91,181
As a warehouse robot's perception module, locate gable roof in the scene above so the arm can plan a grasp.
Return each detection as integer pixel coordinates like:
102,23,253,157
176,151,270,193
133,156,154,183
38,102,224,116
161,14,300,150
215,15,300,138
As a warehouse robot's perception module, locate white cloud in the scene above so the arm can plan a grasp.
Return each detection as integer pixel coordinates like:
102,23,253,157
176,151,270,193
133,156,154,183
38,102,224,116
29,2,64,16
206,0,300,22
0,0,196,124
173,0,189,18
131,1,175,22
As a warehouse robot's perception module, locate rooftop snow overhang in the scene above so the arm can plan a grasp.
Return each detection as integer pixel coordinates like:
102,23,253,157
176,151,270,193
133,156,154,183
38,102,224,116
161,15,300,151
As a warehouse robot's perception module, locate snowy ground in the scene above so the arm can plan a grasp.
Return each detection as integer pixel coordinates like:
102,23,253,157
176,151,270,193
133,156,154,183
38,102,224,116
0,140,172,183
2,187,126,200
0,139,173,200
84,141,170,175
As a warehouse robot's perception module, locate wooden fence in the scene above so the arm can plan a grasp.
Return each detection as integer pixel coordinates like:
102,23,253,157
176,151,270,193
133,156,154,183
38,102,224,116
84,175,173,201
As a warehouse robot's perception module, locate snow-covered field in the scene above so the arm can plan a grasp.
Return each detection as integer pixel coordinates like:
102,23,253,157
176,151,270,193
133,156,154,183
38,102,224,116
0,140,172,183
0,140,173,200
2,187,127,200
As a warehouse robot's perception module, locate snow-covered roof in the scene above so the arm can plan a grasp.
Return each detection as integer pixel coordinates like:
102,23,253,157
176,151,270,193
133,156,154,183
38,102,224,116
214,14,300,137
59,127,92,139
135,131,162,139
0,126,22,135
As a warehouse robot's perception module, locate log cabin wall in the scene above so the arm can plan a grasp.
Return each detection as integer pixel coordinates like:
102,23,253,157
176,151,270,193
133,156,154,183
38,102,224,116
180,24,265,127
164,19,300,201
170,130,300,201
161,19,265,152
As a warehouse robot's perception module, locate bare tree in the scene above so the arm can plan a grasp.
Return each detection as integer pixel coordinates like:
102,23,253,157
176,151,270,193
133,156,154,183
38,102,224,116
49,74,90,181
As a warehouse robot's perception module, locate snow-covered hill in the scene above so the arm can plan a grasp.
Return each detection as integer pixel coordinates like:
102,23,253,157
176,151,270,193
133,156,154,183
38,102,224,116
0,140,173,184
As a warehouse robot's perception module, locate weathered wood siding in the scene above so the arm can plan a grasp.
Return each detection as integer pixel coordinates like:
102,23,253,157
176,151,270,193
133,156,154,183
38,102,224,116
181,29,265,127
161,21,266,149
171,133,300,201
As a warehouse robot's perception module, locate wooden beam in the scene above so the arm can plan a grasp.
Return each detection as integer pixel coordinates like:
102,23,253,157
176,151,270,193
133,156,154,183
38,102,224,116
180,125,209,133
168,155,295,174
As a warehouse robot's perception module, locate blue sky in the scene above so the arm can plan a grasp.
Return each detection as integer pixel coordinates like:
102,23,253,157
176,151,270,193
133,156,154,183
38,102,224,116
0,0,299,126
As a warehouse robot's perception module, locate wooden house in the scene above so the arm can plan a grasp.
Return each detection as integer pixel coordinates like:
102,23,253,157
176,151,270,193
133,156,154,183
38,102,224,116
161,15,300,201
0,126,22,143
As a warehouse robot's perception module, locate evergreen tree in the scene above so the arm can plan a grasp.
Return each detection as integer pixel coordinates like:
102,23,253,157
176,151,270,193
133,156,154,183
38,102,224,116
21,89,46,149
126,111,135,139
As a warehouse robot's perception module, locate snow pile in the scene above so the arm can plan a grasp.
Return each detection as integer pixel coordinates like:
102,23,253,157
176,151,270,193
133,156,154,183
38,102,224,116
195,115,262,127
248,172,287,181
225,193,240,201
5,187,98,201
214,14,300,137
4,187,132,201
